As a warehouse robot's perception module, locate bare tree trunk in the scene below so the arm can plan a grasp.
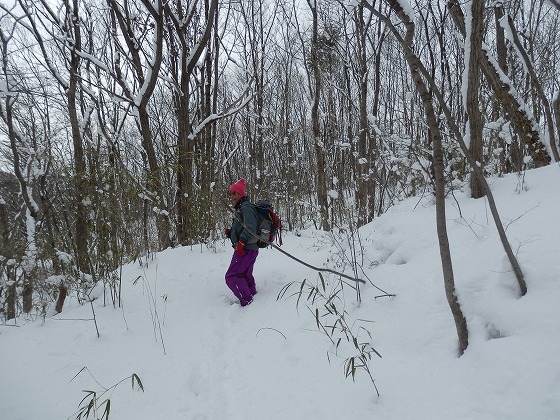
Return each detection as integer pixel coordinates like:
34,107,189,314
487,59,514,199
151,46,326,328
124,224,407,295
0,198,15,319
108,0,172,250
165,0,218,245
467,0,486,198
495,5,507,74
554,94,560,150
308,0,330,231
176,93,194,245
138,106,172,249
66,0,90,274
252,0,265,184
196,7,218,242
6,282,16,320
367,0,469,354
492,4,507,175
22,281,32,313
355,4,375,227
54,283,68,314
2,27,40,313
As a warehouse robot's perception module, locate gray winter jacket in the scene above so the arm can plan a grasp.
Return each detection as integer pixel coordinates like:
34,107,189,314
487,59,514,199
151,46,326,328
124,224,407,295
229,197,260,251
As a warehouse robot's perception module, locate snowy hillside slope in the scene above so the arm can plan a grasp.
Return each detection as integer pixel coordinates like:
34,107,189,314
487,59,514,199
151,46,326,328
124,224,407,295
1,164,559,420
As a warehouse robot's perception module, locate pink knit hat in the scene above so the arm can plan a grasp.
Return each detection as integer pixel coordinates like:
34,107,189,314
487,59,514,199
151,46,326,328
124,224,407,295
229,179,246,196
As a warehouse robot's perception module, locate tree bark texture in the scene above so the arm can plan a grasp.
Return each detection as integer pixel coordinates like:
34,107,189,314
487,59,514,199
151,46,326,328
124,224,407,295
467,0,486,198
0,199,15,319
554,95,560,150
67,0,90,274
356,4,375,227
6,283,16,320
55,283,68,314
504,15,559,162
448,0,551,169
308,0,330,231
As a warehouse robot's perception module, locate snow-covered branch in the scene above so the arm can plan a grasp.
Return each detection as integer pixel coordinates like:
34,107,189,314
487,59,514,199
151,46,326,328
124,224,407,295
188,85,253,141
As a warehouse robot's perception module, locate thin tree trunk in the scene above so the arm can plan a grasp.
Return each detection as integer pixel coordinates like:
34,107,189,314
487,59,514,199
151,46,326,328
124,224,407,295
138,106,172,249
492,4,507,175
554,94,560,151
22,282,33,313
6,282,16,320
3,30,39,312
368,0,469,353
308,0,330,231
356,4,374,227
495,5,507,73
54,283,68,314
467,0,486,198
67,0,90,274
166,0,218,245
0,198,15,319
109,0,171,250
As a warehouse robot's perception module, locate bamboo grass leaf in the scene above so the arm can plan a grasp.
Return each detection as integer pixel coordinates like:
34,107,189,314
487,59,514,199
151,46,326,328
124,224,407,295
132,373,144,391
101,399,111,420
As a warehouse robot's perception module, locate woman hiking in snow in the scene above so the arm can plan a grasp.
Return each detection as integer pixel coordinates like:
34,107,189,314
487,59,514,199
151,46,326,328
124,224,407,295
224,179,259,306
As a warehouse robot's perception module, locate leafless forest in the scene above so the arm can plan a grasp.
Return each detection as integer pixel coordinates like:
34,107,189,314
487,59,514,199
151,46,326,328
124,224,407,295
1,0,559,347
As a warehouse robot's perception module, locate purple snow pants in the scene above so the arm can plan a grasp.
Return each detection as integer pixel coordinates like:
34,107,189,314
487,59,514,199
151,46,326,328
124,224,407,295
225,249,258,306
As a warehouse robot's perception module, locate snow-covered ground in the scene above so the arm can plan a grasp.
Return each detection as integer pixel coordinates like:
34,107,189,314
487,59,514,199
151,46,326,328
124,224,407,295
1,164,559,420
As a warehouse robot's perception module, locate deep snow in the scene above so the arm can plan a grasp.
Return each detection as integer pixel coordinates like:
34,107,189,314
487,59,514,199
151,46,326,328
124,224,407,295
1,164,559,420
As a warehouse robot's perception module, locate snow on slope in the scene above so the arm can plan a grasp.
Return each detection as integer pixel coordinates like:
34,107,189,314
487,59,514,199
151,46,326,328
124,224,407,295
1,164,559,420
